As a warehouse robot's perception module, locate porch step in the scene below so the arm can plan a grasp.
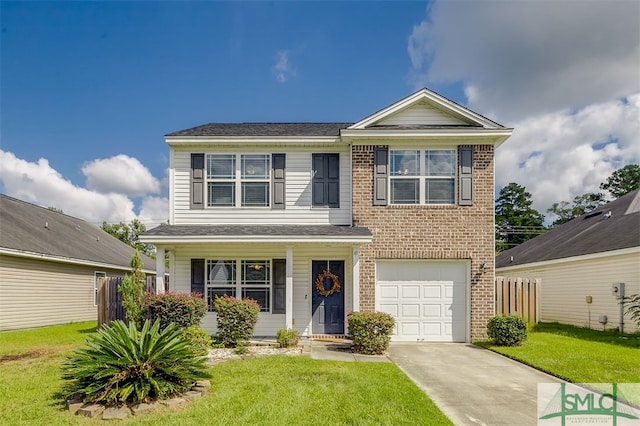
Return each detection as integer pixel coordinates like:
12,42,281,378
311,335,351,343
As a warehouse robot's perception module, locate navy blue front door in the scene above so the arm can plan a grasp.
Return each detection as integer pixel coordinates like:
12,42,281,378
312,260,344,334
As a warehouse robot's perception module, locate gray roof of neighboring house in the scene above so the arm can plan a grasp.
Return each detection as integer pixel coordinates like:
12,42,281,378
143,224,371,238
496,189,640,268
166,123,353,137
0,194,156,271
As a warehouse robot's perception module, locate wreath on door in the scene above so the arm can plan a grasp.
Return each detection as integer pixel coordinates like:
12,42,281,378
315,269,341,297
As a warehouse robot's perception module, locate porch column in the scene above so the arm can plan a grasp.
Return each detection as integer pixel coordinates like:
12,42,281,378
352,247,360,311
155,247,165,294
285,246,293,329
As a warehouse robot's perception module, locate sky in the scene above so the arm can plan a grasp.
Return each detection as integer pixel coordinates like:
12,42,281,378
1,0,639,228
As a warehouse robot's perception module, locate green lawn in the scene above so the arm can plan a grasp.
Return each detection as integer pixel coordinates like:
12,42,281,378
0,322,451,425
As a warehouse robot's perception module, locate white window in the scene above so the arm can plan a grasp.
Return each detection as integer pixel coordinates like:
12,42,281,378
205,259,272,313
206,154,270,207
390,149,455,204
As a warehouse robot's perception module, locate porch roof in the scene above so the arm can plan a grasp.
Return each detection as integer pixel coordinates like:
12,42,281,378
141,224,372,244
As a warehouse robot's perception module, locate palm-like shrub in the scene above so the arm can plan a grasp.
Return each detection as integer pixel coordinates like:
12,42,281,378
62,319,210,405
622,294,640,327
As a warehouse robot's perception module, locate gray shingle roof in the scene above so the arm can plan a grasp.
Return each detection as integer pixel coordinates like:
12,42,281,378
496,189,640,268
0,194,156,271
143,224,371,239
166,123,353,137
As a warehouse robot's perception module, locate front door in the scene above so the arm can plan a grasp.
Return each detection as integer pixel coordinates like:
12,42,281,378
311,260,345,334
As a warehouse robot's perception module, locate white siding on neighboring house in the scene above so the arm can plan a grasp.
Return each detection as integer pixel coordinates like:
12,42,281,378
376,102,470,126
497,250,640,333
171,145,352,225
0,255,125,331
169,244,353,337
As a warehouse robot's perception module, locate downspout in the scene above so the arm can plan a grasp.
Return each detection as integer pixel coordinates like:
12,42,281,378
619,283,625,333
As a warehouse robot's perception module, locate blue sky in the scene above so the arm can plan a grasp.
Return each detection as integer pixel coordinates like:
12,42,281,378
1,1,638,227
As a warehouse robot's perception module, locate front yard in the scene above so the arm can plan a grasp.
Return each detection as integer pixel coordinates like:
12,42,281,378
0,322,451,425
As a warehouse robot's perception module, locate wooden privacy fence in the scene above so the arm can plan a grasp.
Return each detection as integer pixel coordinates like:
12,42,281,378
97,276,168,327
495,277,540,324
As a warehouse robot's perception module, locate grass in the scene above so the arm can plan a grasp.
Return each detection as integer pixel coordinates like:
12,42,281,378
0,321,451,425
477,322,640,404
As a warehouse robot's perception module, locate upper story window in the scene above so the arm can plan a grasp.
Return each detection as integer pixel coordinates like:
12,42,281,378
206,154,270,207
390,149,455,204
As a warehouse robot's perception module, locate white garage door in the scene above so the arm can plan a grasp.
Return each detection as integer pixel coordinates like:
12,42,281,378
376,260,468,342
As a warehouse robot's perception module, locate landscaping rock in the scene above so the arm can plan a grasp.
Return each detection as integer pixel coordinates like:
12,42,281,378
66,399,84,415
102,406,130,420
130,402,157,413
77,404,104,418
182,391,202,401
160,397,186,408
191,386,209,394
194,380,211,389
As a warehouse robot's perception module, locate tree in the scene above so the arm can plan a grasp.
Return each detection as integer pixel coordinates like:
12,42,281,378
101,219,154,257
600,164,640,198
118,251,146,326
546,192,607,226
495,183,546,252
47,206,63,213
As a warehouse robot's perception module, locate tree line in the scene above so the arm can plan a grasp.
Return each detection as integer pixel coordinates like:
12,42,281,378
496,164,639,252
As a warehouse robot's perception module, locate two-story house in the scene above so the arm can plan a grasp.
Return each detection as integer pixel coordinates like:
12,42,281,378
141,88,512,342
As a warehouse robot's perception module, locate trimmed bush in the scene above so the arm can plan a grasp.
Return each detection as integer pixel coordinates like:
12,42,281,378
143,292,207,330
276,329,299,348
348,311,395,355
487,315,528,346
214,295,260,348
182,326,213,356
62,319,210,405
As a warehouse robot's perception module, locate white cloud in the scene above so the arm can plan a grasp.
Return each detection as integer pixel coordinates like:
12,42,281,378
0,150,168,227
272,50,296,83
137,196,169,228
408,0,640,122
496,94,640,216
82,154,161,196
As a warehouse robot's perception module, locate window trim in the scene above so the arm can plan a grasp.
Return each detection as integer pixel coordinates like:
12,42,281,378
389,149,457,205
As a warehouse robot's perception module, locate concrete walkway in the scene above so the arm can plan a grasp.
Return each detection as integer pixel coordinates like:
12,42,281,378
387,343,563,426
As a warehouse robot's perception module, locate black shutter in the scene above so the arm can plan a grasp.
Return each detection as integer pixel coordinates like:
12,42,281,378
458,146,473,206
191,153,205,209
373,146,389,206
272,259,286,314
191,259,205,295
272,154,286,210
312,153,340,208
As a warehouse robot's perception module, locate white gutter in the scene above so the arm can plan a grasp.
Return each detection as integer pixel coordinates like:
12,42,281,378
140,235,373,244
0,247,157,275
496,246,640,272
166,136,343,145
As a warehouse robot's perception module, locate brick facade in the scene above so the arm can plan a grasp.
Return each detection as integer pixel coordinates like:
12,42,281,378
352,144,495,340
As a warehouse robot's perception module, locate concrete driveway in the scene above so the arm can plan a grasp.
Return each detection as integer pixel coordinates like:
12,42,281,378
387,343,563,426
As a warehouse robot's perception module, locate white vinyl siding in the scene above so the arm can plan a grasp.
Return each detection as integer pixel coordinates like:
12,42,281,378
0,255,124,331
170,244,353,337
376,102,471,126
172,146,351,225
497,251,640,333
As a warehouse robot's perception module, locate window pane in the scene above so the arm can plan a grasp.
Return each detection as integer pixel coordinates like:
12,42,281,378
391,179,419,204
207,154,235,179
425,150,455,177
207,288,237,312
242,182,269,207
242,261,270,285
242,155,270,179
208,182,235,206
207,260,236,286
426,179,455,204
390,150,419,176
242,288,270,312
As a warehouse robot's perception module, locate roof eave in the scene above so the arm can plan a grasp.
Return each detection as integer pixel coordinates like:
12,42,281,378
495,246,640,272
341,128,513,146
140,235,372,244
165,136,343,145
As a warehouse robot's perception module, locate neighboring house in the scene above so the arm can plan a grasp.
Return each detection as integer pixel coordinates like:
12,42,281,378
496,189,640,333
141,88,512,342
0,194,156,331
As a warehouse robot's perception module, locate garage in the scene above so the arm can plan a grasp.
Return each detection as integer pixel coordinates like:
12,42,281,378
375,260,468,342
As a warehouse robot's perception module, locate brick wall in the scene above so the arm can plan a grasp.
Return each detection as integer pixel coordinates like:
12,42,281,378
352,144,495,340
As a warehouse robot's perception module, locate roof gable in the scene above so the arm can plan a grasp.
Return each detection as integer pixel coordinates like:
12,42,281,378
496,189,640,268
348,88,505,130
0,194,156,271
